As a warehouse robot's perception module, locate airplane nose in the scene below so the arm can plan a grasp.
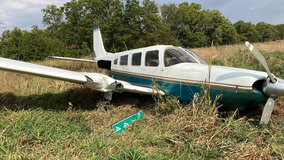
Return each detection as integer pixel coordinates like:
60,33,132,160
262,77,284,97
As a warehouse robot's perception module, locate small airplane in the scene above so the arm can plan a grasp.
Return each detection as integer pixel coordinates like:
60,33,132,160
0,26,283,124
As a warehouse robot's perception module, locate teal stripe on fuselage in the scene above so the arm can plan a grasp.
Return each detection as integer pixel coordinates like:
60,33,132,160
109,71,268,111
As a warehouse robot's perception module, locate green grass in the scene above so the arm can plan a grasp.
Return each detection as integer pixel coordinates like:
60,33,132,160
1,89,283,159
0,108,91,158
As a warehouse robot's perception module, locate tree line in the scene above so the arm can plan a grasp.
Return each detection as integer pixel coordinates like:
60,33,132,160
1,0,284,61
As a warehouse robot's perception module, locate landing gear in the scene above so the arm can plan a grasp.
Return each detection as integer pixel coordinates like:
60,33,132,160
97,91,113,111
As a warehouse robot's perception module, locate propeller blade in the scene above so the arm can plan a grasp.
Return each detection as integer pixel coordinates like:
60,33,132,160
245,41,276,84
260,97,276,124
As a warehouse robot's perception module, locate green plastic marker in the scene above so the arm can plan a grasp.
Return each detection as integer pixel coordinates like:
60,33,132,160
111,111,143,134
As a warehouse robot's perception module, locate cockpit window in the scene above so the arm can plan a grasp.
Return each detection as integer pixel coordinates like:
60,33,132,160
164,47,208,67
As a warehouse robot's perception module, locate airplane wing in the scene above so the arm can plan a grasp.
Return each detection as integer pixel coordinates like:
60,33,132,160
0,57,164,98
0,57,87,84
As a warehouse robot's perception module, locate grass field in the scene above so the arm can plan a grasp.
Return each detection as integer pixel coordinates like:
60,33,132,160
0,41,284,159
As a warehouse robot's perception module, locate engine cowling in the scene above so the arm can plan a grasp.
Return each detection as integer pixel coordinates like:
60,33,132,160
262,78,284,97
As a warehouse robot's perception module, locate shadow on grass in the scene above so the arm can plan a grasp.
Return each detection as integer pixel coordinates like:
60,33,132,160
0,87,155,111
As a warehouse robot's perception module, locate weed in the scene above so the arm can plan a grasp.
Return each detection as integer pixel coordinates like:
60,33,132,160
155,95,181,115
151,79,182,115
108,147,150,160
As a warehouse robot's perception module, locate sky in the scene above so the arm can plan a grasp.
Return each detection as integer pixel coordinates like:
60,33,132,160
0,0,284,35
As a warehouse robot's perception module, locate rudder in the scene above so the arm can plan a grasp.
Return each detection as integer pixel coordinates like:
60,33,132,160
93,26,108,59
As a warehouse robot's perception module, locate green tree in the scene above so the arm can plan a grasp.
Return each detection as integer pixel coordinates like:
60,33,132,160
137,0,180,48
0,26,76,61
20,26,70,61
0,27,24,59
59,0,123,50
99,0,126,52
41,4,64,32
120,0,142,50
21,25,45,60
160,3,237,47
62,0,85,46
256,22,279,42
234,20,259,43
276,24,284,40
204,9,238,45
160,2,202,47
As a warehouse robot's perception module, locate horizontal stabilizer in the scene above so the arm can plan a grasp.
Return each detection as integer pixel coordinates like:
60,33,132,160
49,56,94,62
0,57,87,84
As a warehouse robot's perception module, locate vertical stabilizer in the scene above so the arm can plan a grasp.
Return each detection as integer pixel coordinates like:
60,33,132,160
93,26,107,59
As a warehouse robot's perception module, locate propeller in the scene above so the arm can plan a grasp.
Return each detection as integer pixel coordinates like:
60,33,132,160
245,41,280,124
260,97,275,124
245,41,276,84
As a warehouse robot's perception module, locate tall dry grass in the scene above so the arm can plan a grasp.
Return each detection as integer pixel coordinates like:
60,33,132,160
0,59,103,111
191,40,284,65
0,59,97,97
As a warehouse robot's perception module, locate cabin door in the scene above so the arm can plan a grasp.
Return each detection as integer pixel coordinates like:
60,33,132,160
141,50,163,86
180,64,205,102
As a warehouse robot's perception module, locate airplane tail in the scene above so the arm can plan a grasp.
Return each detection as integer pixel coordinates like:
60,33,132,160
93,26,108,59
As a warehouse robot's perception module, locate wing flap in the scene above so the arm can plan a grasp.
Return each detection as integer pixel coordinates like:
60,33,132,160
116,80,165,95
0,57,87,84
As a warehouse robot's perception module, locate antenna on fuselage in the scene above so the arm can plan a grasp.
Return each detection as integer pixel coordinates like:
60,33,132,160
123,41,128,51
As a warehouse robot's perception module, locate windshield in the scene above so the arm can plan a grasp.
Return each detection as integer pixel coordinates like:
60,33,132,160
164,47,208,67
184,49,208,65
